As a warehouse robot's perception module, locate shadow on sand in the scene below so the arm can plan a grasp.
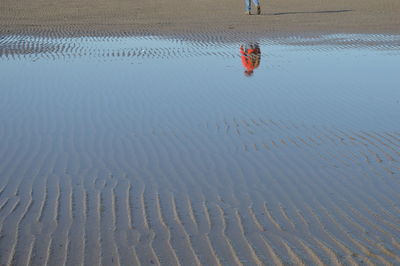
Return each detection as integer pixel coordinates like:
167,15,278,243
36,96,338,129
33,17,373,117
267,9,352,16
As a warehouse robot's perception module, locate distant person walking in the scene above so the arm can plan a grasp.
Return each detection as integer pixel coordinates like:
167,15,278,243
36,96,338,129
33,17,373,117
245,0,261,15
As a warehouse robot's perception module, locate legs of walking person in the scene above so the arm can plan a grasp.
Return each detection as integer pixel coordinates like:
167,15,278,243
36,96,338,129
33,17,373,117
253,0,261,14
244,0,251,13
244,0,260,14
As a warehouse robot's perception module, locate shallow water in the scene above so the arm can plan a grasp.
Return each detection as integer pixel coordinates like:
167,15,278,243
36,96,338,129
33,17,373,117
0,34,400,265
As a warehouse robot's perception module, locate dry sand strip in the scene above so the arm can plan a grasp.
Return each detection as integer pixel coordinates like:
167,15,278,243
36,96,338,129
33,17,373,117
0,0,399,39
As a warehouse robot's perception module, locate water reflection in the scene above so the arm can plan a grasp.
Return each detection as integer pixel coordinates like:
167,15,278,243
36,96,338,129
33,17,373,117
240,43,261,76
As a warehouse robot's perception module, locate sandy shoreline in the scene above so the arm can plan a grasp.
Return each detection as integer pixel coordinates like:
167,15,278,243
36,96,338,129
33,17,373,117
1,0,399,39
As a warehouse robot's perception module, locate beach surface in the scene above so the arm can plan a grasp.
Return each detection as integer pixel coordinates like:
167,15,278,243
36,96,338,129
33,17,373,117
1,0,400,265
1,35,400,265
1,0,400,38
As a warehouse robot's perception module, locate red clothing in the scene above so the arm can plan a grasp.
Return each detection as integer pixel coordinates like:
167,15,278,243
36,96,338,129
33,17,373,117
240,47,260,72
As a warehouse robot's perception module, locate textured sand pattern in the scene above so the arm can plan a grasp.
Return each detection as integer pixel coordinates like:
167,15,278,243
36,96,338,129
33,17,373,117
0,117,400,265
2,34,400,61
0,36,400,265
0,0,399,38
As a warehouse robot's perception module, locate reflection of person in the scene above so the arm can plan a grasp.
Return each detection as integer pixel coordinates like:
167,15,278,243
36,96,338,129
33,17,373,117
245,0,261,15
240,44,261,77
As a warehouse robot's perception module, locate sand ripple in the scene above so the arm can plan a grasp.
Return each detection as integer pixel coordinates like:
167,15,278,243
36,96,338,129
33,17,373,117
1,114,399,265
1,34,400,61
0,35,399,265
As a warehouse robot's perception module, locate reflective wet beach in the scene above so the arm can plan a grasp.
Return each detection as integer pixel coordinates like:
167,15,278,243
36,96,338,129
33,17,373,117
0,35,400,265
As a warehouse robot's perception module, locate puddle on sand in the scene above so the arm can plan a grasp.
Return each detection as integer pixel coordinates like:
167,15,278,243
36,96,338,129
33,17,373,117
0,35,400,265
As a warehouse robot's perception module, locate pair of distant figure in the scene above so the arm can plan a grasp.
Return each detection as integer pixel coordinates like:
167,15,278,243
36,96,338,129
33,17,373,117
245,0,261,15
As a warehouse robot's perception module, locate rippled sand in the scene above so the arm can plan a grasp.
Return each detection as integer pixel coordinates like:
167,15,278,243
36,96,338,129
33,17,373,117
1,0,400,38
0,35,400,265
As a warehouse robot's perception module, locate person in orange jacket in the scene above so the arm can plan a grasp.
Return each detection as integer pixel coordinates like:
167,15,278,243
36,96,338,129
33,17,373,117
240,43,261,77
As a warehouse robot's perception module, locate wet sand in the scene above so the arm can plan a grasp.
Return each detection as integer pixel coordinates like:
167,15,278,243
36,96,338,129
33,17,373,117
0,35,400,265
1,0,400,264
0,0,400,38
